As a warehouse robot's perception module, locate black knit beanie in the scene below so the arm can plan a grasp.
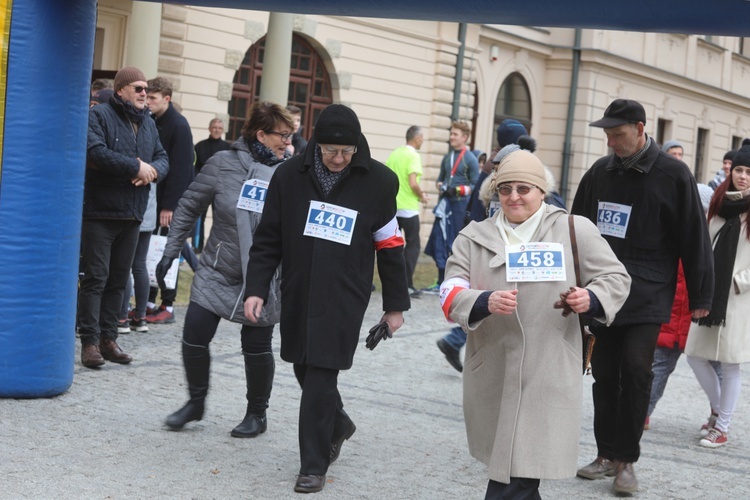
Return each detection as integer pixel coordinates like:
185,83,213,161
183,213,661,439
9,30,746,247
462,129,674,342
314,104,361,145
731,145,750,170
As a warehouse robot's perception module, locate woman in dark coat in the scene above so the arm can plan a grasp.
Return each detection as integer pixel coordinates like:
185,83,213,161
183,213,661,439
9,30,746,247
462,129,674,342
156,101,294,437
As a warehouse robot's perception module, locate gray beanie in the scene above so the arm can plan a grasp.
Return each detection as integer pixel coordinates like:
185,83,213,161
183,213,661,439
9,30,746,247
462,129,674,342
661,140,683,153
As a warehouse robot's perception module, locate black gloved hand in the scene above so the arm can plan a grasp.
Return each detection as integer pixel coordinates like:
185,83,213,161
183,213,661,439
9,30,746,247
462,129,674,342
155,255,174,290
365,321,393,350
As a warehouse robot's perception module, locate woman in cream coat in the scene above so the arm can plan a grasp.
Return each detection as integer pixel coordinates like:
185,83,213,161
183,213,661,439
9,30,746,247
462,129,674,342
686,145,750,448
441,150,631,499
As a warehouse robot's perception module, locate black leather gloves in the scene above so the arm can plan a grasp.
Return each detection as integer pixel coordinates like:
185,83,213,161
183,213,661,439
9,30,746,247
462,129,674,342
155,255,174,289
365,321,392,350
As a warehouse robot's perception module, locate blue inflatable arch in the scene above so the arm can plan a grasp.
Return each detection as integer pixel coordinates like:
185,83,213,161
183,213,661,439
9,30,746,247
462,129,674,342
1,0,749,398
0,0,96,397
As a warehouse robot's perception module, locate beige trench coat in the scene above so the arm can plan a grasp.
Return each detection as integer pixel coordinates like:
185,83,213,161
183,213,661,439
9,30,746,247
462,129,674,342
686,212,750,363
445,205,631,483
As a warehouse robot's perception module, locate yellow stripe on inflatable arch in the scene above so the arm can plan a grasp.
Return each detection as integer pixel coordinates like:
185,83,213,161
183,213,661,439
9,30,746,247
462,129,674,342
0,0,11,179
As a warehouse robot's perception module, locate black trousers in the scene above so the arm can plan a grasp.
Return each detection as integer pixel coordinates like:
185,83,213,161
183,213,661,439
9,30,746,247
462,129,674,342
397,214,420,289
485,478,541,500
78,219,140,345
590,323,661,463
182,302,273,353
293,364,341,475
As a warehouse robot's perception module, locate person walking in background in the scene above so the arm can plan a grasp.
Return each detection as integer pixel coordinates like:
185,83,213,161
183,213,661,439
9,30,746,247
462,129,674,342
116,178,157,334
709,149,737,190
243,104,410,494
159,101,293,437
442,150,630,499
386,125,429,297
193,118,231,253
286,104,308,157
685,145,750,448
436,121,529,373
79,66,169,368
661,140,684,161
645,149,720,431
572,99,714,495
144,77,195,325
464,119,528,225
424,121,479,294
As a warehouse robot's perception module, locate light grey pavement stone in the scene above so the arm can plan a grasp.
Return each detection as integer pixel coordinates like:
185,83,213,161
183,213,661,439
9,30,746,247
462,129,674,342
2,293,748,499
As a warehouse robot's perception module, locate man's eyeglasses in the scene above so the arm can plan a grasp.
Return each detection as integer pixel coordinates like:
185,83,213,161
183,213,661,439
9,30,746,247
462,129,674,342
320,145,357,157
497,184,537,196
129,85,149,94
265,130,293,142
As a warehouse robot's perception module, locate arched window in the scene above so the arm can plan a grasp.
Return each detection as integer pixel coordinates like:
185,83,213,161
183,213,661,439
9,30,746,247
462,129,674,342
227,34,333,141
493,72,532,148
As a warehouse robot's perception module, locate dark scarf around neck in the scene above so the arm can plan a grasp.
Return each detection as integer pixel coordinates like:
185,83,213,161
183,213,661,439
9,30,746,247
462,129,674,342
249,139,289,166
696,195,748,326
111,93,149,125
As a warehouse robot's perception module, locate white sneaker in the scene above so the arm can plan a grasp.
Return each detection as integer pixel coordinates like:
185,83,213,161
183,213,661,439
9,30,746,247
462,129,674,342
699,428,728,448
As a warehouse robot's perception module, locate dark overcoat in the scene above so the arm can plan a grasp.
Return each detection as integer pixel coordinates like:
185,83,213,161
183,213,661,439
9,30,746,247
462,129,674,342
244,136,410,370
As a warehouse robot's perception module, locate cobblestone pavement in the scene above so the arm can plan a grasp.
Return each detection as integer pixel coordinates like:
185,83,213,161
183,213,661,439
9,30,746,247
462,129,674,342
2,292,748,499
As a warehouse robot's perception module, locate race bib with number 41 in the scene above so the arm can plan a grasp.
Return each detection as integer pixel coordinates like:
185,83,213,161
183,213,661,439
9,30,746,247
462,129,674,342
237,179,269,213
506,242,566,282
304,201,358,245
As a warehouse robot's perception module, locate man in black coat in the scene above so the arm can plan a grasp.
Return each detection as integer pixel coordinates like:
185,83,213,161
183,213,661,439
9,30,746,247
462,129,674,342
193,118,230,253
243,104,410,494
80,66,169,368
144,77,195,324
572,99,714,495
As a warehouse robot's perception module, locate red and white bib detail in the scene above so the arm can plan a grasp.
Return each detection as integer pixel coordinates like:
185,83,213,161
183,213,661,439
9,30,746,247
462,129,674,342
440,276,470,320
373,216,405,251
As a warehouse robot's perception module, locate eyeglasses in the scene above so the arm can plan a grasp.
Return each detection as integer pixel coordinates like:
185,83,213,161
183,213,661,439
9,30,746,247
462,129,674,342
497,184,537,196
320,145,357,157
129,85,149,94
265,130,293,142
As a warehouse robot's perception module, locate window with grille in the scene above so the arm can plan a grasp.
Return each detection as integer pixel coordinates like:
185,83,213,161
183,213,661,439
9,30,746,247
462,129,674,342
493,72,532,149
228,35,333,141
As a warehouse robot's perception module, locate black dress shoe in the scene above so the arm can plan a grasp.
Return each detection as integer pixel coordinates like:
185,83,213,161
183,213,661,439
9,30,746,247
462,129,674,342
294,474,326,493
330,419,356,463
437,338,463,372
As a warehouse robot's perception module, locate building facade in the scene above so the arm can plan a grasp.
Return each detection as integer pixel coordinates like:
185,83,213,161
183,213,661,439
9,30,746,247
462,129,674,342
95,1,750,231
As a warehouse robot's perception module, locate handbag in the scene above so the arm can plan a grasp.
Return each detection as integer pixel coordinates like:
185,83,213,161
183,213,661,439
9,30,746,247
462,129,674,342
568,215,596,375
146,228,180,289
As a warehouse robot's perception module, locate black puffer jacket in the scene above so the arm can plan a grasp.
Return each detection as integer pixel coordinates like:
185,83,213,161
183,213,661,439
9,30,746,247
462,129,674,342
84,98,169,220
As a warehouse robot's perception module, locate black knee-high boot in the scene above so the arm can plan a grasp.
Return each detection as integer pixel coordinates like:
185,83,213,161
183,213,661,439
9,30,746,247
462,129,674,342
231,351,274,438
165,342,210,430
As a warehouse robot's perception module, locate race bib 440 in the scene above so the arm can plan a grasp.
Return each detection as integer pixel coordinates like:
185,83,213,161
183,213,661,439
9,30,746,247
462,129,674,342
304,201,358,245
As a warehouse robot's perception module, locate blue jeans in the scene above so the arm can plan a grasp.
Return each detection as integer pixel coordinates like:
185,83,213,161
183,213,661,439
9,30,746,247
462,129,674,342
443,326,466,350
647,344,683,416
648,344,722,417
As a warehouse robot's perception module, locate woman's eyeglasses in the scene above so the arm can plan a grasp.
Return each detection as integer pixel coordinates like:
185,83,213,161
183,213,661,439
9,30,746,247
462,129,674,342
265,130,293,142
497,184,536,196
